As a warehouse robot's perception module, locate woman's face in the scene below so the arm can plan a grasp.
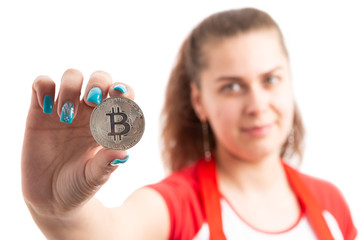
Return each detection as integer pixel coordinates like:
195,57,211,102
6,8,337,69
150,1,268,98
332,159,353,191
191,29,294,161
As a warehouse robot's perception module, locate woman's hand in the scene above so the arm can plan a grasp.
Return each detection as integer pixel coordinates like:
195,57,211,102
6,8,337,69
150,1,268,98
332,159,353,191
21,69,134,216
21,69,169,240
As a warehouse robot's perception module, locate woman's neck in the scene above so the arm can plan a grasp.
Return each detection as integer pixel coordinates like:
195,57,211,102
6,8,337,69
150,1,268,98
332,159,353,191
215,147,287,195
214,147,302,232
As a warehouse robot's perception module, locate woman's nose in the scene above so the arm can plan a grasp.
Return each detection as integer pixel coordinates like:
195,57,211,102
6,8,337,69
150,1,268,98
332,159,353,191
243,87,269,117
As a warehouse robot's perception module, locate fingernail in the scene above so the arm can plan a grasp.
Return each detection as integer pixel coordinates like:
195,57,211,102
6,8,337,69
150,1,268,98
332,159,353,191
60,102,74,123
113,84,127,94
87,87,102,105
110,155,129,166
43,95,53,114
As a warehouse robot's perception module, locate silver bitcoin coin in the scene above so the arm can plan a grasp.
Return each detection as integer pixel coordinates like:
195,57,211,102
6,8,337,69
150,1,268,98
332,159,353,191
90,97,145,150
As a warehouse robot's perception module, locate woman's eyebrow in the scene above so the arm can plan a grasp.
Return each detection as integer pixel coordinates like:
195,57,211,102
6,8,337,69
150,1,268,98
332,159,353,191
215,66,283,82
215,76,244,82
261,66,283,77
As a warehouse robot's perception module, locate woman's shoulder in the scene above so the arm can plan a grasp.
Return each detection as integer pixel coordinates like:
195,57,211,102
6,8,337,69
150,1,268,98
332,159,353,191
147,161,201,201
292,167,346,205
146,161,206,240
287,164,357,239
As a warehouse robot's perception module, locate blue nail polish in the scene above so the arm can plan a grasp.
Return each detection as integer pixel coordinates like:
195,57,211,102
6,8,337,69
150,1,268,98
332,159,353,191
110,155,129,166
60,102,74,123
113,84,127,94
43,95,53,114
87,87,102,105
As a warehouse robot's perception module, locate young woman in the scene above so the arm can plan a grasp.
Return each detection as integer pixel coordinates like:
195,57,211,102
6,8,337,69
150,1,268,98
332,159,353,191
21,8,357,239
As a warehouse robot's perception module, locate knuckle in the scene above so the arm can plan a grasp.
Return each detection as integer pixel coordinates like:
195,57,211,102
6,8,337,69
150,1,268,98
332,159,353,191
61,69,84,93
90,70,112,83
63,68,83,79
60,85,82,96
85,167,111,188
33,75,54,91
60,69,83,92
34,75,50,84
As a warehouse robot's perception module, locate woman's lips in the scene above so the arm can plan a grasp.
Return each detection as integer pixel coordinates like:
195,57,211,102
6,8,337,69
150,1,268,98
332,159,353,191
241,125,272,137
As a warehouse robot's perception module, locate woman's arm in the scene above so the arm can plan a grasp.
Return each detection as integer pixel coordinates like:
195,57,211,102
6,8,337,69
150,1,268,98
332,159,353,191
22,69,169,239
27,188,169,240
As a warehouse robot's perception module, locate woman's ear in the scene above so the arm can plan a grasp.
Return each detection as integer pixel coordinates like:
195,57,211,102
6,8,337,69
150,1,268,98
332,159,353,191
190,82,207,122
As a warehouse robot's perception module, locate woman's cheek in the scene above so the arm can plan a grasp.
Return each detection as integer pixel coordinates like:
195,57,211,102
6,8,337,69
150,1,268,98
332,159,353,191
206,101,225,126
273,87,295,130
214,104,236,132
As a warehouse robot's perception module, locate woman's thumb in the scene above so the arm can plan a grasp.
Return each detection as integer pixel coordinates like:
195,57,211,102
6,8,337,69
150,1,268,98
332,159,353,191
84,148,129,188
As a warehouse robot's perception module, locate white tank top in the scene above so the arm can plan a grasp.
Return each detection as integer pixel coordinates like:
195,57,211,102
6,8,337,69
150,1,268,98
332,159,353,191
194,199,318,239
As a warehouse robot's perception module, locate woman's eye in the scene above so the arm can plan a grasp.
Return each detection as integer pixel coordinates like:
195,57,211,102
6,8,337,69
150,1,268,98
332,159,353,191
265,76,280,85
221,83,241,92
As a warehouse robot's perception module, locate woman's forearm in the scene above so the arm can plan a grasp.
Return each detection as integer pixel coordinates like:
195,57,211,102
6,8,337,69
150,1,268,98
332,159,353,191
27,198,114,240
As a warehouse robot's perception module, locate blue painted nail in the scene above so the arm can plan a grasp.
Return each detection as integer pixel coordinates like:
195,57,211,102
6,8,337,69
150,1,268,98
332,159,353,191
110,155,129,166
43,95,53,114
113,84,127,94
87,87,102,105
60,102,74,123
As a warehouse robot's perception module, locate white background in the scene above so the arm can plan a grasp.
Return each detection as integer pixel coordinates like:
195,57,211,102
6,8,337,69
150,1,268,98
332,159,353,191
0,0,359,238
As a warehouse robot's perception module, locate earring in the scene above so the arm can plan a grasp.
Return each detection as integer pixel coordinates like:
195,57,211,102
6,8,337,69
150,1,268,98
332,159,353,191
283,128,295,161
288,128,295,146
202,121,211,162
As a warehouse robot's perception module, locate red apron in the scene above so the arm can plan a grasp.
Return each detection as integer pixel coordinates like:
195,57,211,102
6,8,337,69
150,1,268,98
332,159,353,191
196,156,334,240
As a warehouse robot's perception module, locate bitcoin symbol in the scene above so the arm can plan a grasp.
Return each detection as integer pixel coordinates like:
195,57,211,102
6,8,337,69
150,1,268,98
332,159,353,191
90,97,145,150
106,107,130,141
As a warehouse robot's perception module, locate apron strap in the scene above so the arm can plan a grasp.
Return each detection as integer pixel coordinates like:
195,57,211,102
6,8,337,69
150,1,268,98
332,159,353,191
197,157,226,240
284,164,334,240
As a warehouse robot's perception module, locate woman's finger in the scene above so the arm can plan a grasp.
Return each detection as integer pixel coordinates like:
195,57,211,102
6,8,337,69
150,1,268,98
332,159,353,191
56,69,83,123
109,82,135,101
83,70,113,107
32,75,56,114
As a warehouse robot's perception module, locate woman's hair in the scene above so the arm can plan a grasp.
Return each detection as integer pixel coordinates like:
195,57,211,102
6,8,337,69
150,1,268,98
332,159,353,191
161,8,305,172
